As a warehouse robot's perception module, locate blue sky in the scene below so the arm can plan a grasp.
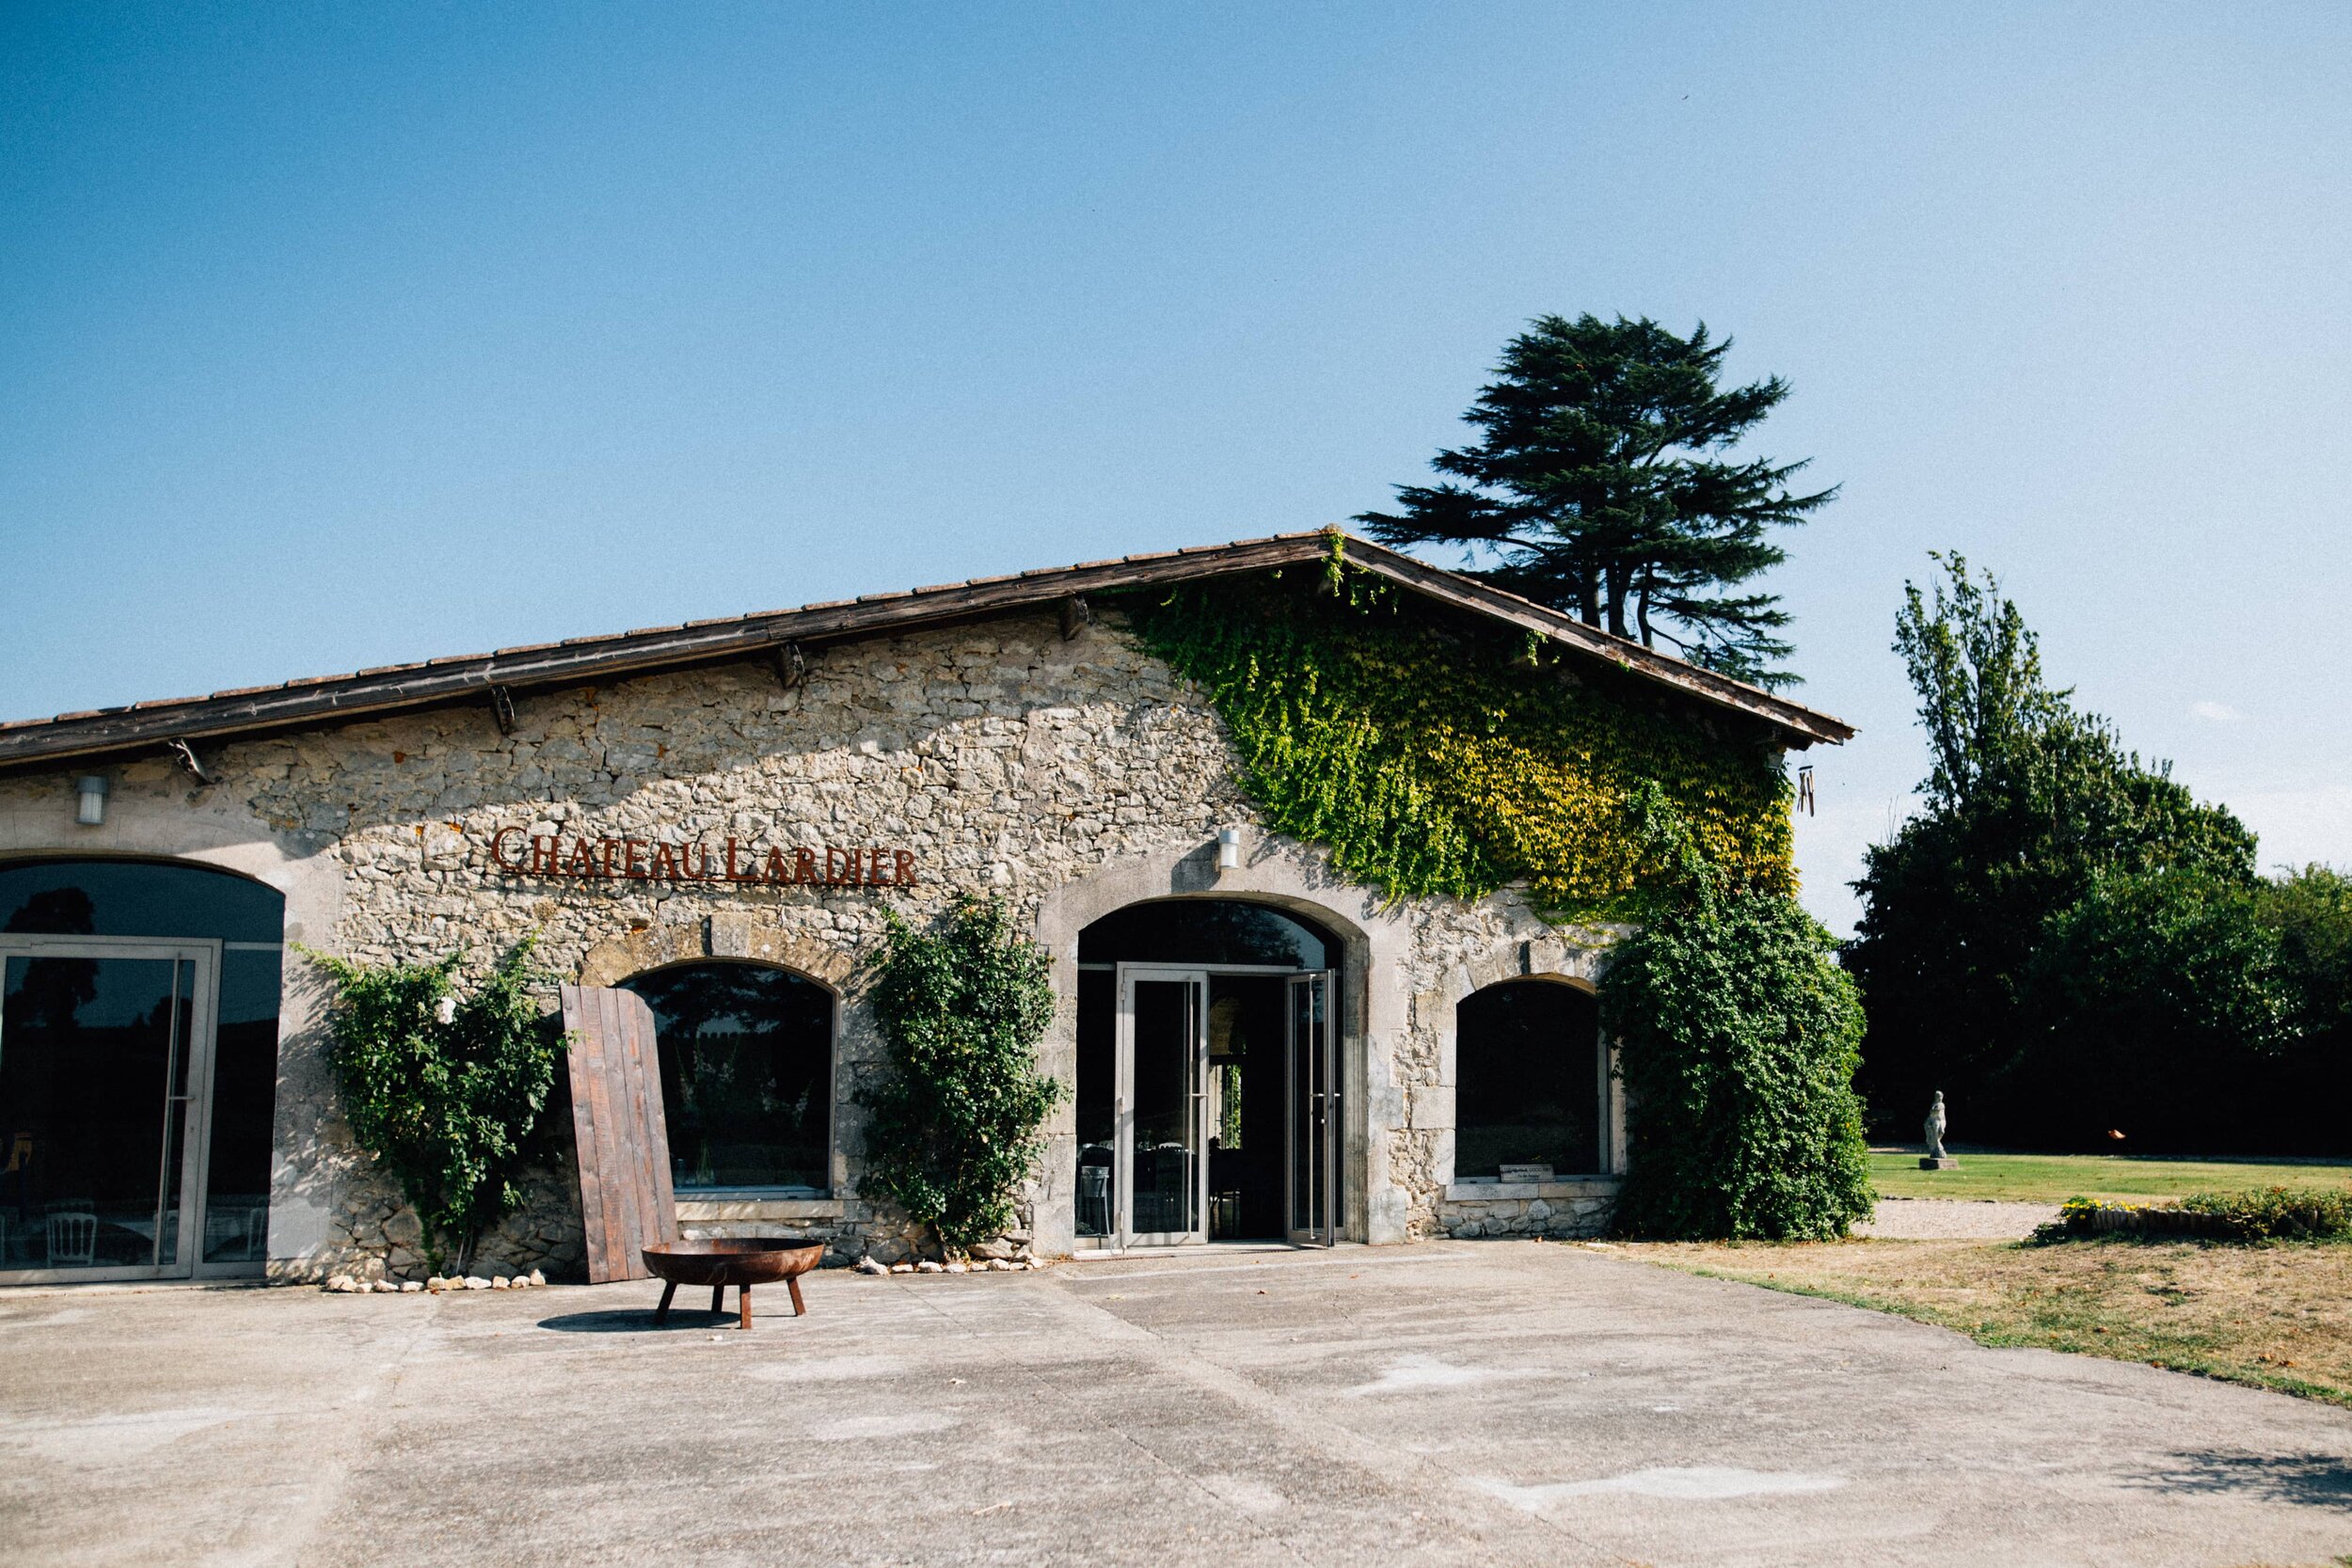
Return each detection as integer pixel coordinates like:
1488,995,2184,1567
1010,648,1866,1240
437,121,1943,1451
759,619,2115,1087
5,5,2346,933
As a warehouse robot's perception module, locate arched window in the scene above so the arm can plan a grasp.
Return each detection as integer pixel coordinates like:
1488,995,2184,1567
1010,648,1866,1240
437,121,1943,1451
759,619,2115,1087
1454,979,1601,1180
618,962,832,1194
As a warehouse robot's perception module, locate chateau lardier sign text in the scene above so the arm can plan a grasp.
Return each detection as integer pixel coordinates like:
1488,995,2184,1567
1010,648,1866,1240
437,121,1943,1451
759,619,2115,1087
483,828,919,888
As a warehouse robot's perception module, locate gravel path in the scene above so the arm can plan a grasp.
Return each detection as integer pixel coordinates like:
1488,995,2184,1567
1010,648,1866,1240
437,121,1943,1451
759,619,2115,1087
1857,1198,2060,1239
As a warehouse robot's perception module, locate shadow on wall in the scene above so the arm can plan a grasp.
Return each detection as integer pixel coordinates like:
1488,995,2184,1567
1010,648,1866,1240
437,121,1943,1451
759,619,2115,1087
272,958,588,1283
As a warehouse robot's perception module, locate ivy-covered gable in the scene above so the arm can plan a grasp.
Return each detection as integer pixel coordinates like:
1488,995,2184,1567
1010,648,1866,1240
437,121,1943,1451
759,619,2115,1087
1116,558,1796,922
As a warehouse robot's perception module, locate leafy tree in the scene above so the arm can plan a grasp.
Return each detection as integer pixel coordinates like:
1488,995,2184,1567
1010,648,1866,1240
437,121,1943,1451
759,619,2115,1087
1602,794,1873,1239
859,898,1061,1256
2260,865,2352,1043
2255,865,2352,1151
2014,869,2299,1148
1847,556,2256,1141
1358,312,1834,688
302,936,566,1275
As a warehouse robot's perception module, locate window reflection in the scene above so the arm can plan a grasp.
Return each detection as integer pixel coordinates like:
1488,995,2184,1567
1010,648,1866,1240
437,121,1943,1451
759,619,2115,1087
1455,980,1601,1179
0,859,281,943
1076,900,1331,969
619,962,832,1192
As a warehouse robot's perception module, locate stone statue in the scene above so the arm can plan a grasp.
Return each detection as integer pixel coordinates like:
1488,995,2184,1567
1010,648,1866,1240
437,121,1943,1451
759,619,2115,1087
1924,1091,1948,1160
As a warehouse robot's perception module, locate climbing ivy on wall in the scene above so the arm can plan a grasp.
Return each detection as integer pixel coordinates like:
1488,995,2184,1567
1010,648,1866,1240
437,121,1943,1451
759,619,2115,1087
1117,553,1795,921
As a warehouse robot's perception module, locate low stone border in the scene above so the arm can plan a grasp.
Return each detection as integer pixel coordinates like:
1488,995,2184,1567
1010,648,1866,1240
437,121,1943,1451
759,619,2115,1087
855,1256,1046,1275
323,1269,549,1293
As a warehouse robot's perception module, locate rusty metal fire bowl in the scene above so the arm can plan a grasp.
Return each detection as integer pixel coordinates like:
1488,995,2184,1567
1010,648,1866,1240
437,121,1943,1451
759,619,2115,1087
643,1239,825,1330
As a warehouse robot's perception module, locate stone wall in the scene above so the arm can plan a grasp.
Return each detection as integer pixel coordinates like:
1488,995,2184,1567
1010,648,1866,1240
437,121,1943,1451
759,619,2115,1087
0,604,1640,1279
1434,1179,1620,1240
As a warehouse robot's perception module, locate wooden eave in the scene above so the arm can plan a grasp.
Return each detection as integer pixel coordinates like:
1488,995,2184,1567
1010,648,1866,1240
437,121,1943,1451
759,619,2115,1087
0,531,1851,775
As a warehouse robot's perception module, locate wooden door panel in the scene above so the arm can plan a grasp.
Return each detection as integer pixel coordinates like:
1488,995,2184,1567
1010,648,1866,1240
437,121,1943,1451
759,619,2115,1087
560,985,677,1283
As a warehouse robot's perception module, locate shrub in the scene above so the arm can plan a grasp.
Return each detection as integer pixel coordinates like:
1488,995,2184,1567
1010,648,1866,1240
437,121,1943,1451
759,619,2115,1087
2037,1187,2352,1243
1602,813,1873,1240
859,897,1061,1256
302,936,565,1275
2181,1186,2352,1240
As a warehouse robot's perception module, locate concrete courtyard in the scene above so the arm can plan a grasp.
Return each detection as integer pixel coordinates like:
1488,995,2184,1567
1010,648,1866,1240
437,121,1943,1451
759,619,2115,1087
3,1243,2350,1567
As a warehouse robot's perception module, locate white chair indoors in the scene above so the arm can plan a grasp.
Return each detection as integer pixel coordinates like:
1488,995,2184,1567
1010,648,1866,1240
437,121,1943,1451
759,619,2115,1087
1077,1163,1111,1237
46,1210,98,1267
205,1202,269,1261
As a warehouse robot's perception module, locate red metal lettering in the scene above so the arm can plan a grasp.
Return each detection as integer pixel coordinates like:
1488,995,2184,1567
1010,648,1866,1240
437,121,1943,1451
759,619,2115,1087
763,847,791,884
725,837,758,882
488,827,526,874
530,835,562,876
622,838,646,879
564,837,597,877
599,837,620,877
794,847,817,884
894,849,915,887
648,842,680,879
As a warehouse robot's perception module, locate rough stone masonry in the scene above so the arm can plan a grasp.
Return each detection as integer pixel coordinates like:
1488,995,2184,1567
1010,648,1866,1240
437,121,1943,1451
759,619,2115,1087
0,604,1628,1281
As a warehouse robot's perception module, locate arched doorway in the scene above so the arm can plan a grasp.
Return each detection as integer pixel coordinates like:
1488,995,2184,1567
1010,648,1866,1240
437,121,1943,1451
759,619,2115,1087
0,857,283,1282
1073,899,1339,1249
615,961,834,1195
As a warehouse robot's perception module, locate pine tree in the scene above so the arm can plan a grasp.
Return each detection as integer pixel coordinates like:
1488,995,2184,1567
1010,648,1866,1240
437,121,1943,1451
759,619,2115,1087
1358,313,1833,689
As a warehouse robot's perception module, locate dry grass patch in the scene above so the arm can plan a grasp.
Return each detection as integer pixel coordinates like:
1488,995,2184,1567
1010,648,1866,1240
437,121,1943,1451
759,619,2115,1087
1622,1236,2352,1406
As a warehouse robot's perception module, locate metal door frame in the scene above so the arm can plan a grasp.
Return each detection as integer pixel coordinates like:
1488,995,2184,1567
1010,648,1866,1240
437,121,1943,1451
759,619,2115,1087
0,934,220,1285
1112,964,1210,1249
1284,969,1337,1246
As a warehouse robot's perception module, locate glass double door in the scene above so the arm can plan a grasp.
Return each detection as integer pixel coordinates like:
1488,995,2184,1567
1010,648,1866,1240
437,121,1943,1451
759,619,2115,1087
0,937,220,1282
1110,965,1334,1247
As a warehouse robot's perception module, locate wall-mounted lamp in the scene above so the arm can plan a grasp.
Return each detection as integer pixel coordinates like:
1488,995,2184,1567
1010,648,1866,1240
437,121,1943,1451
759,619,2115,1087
1216,826,1241,872
74,775,108,827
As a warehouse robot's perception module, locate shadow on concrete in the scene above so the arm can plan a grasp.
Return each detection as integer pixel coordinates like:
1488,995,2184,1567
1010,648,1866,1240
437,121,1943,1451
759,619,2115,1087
535,1309,735,1334
2127,1451,2352,1509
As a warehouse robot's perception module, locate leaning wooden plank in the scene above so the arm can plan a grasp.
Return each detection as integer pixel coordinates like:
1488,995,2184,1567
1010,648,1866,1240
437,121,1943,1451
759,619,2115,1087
560,986,619,1284
628,990,680,1245
614,989,678,1247
589,986,641,1279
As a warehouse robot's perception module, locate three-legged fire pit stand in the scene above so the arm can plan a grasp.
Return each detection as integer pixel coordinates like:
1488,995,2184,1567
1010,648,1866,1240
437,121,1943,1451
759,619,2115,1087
643,1239,825,1330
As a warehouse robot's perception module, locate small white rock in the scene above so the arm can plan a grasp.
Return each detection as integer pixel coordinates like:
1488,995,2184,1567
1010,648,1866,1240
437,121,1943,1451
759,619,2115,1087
890,1262,915,1275
373,1279,401,1292
491,1276,511,1290
916,1260,944,1274
985,1259,1011,1272
528,1270,547,1287
855,1257,889,1275
401,1281,423,1293
425,1275,448,1292
464,1276,491,1291
945,1261,969,1275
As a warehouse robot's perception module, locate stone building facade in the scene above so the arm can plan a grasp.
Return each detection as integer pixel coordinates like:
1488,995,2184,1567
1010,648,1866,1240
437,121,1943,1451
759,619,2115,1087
0,532,1849,1285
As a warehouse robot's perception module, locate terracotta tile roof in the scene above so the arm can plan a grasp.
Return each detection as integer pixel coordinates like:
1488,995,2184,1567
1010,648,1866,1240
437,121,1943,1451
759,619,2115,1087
0,531,1851,769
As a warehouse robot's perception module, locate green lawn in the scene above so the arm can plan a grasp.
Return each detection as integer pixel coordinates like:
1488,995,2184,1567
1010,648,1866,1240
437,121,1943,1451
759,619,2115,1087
1870,1150,2352,1204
